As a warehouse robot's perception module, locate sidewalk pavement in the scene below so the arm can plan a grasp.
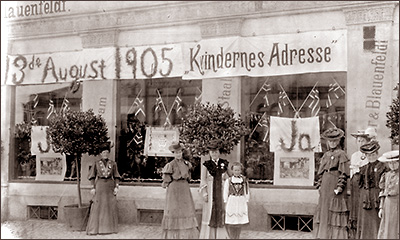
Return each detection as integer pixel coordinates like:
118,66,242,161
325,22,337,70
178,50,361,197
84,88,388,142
1,219,313,239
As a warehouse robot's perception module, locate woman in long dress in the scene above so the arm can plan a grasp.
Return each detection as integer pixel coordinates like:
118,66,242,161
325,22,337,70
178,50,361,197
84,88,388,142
86,141,121,235
348,127,376,238
161,142,199,239
377,150,399,239
314,128,350,239
356,140,387,239
199,140,230,239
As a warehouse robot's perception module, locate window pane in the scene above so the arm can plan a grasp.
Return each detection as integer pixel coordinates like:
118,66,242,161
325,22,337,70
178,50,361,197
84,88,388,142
116,78,202,182
13,83,82,180
243,72,346,184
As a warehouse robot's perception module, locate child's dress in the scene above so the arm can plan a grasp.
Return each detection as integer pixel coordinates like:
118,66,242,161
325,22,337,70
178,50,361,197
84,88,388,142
223,175,250,225
377,168,399,239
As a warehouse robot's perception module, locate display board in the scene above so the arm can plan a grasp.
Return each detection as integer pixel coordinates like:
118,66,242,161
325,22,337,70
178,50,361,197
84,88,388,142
273,151,314,186
144,127,179,157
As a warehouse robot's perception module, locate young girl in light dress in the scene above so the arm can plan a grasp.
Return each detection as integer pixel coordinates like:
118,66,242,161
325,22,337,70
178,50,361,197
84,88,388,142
223,162,250,239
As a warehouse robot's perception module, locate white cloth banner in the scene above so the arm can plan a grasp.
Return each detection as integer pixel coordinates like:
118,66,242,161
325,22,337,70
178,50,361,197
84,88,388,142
270,116,321,152
5,47,115,85
31,126,57,155
182,30,347,79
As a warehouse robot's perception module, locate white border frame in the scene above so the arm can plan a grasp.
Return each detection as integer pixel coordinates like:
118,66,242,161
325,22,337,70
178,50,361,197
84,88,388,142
35,153,67,181
273,151,315,186
144,127,179,157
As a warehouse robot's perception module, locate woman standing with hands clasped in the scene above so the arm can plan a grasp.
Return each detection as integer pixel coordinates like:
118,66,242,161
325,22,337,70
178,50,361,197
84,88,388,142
314,128,350,239
161,141,199,239
86,141,121,235
199,140,230,239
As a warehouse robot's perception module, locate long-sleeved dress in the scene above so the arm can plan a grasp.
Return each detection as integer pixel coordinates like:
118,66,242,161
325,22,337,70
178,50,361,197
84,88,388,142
356,160,387,239
314,148,350,239
223,175,250,225
348,151,368,239
199,158,230,239
377,169,399,239
161,158,199,239
87,158,121,235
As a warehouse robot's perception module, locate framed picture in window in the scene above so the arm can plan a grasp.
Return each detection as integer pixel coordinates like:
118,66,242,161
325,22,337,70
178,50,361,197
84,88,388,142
144,127,179,157
273,151,314,186
35,153,67,181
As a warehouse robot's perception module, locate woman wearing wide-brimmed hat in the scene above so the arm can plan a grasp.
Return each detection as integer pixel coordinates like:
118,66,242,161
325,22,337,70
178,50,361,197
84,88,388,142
377,150,399,239
348,127,377,238
87,141,121,235
314,128,350,239
356,141,388,239
199,139,230,239
161,141,199,239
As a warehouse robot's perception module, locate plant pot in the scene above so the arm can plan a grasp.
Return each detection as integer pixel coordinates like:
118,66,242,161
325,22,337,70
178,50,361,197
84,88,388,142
63,204,91,231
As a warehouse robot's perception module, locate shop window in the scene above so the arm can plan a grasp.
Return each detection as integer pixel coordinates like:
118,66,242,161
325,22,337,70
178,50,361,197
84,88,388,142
243,72,346,184
12,83,82,180
363,26,376,51
116,78,202,182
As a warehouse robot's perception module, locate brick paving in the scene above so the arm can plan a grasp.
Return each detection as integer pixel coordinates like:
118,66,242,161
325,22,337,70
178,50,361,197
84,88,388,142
1,219,313,239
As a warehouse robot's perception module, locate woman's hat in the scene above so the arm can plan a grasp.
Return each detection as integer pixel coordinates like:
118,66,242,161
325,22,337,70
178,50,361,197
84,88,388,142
378,150,399,162
321,128,344,140
350,127,377,139
99,141,114,152
360,140,380,154
168,141,183,153
207,139,221,151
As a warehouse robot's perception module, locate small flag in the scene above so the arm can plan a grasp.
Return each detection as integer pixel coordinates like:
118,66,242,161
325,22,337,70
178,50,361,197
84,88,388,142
173,89,183,113
326,82,345,108
60,98,70,115
134,132,143,145
46,99,55,119
258,114,269,142
307,89,320,117
261,83,271,107
132,97,146,117
277,91,290,116
33,94,39,109
194,88,202,105
154,91,165,120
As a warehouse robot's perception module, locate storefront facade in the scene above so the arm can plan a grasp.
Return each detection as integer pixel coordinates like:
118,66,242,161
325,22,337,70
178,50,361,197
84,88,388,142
1,1,398,231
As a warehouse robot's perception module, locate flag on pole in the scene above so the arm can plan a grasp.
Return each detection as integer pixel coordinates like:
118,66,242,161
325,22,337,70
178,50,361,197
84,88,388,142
194,87,202,105
33,94,39,109
131,96,146,117
46,99,55,119
258,114,270,142
261,82,271,107
154,90,166,120
173,89,183,113
277,91,290,116
306,89,320,117
60,97,70,116
326,82,345,108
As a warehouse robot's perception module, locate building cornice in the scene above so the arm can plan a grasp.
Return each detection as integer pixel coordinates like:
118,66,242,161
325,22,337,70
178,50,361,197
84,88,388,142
5,1,398,41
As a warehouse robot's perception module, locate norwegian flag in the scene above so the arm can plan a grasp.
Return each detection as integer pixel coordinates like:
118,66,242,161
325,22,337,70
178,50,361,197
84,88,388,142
306,89,321,117
326,82,345,108
194,87,202,105
32,94,39,109
261,82,271,107
46,99,56,119
258,113,270,142
131,96,146,117
173,89,183,113
133,132,143,145
154,90,166,120
277,91,290,116
60,97,70,116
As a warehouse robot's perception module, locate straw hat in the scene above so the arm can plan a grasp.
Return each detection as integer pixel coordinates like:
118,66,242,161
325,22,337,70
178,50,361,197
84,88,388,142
378,150,399,162
168,141,183,153
350,127,377,139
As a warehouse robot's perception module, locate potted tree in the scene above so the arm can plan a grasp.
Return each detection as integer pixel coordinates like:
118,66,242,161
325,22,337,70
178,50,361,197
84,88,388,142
47,109,109,231
180,102,249,157
15,122,35,177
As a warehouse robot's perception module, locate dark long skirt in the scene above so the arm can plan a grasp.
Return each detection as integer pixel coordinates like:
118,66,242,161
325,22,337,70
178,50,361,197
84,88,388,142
314,171,349,239
356,188,380,239
86,179,118,235
348,173,362,239
161,179,199,239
